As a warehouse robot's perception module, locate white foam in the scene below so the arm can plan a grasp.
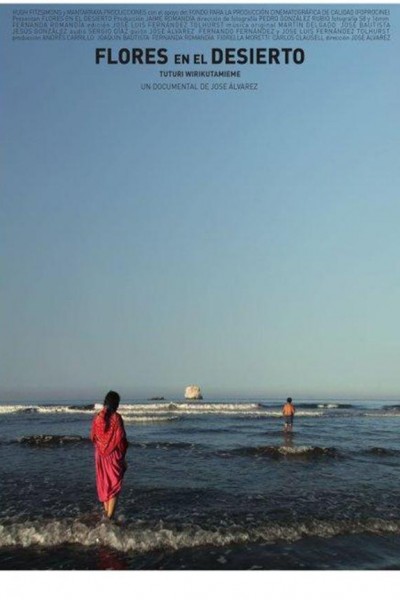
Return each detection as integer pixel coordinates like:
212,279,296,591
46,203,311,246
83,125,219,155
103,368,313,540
1,517,399,552
123,416,180,423
249,411,323,418
277,445,317,455
0,405,93,415
94,404,323,418
0,402,324,418
36,407,93,415
0,405,37,414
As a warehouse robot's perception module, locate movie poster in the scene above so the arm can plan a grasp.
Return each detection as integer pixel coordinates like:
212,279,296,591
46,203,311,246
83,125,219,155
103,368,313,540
1,1,400,580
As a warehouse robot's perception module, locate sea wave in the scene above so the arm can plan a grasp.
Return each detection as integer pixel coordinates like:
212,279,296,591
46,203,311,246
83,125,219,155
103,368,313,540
7,438,399,457
365,447,400,456
260,402,353,410
8,436,194,449
217,445,338,459
129,441,196,450
36,407,94,415
0,405,38,414
0,402,324,418
316,403,352,409
17,435,88,446
0,405,94,415
364,412,400,418
99,403,325,418
112,403,263,413
123,416,180,424
1,516,399,552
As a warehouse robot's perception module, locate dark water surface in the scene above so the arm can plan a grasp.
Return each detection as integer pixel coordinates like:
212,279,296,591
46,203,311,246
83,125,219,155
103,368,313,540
1,398,400,569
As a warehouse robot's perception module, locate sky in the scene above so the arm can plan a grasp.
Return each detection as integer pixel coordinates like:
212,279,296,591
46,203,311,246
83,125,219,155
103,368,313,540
1,3,400,401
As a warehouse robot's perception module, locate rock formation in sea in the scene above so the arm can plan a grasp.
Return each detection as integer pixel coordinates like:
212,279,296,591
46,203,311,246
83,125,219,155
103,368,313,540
184,385,203,400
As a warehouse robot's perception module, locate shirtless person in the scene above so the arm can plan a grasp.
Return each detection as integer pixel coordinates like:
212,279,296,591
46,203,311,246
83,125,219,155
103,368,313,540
282,397,295,432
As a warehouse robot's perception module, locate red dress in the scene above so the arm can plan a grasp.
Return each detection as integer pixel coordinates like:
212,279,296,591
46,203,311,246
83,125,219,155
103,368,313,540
90,409,128,503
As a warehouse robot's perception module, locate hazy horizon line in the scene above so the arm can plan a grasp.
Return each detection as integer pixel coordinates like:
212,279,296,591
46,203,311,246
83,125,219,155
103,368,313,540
1,388,400,403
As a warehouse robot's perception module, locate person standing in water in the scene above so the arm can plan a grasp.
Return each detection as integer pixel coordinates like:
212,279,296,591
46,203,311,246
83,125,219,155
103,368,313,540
282,397,295,432
91,391,128,520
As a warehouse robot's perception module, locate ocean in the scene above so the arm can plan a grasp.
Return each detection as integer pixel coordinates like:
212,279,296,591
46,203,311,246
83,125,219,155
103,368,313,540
1,397,400,570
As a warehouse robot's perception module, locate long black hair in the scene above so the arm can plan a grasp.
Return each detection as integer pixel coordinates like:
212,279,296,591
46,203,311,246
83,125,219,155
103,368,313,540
103,390,120,432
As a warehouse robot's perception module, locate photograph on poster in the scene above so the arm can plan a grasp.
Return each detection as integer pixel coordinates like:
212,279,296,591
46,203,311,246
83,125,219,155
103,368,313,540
1,1,400,571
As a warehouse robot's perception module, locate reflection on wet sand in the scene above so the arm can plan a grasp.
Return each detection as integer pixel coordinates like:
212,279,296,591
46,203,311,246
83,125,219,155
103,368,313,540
97,547,128,570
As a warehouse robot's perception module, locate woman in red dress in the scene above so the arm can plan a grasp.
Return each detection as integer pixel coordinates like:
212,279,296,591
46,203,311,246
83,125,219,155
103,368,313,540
90,391,128,519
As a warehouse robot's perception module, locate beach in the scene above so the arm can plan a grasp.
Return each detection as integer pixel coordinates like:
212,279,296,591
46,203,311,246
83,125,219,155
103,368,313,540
1,398,400,569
